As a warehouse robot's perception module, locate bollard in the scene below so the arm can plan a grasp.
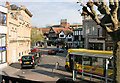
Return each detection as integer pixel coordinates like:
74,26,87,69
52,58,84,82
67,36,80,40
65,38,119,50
55,62,59,69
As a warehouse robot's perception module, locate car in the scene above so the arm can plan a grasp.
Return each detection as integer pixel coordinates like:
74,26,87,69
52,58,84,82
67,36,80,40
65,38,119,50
48,49,56,55
58,48,64,53
20,55,39,69
56,48,64,53
31,47,39,52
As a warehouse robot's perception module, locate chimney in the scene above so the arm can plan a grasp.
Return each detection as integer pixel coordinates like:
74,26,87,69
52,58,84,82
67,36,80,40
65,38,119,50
5,1,10,7
5,1,11,9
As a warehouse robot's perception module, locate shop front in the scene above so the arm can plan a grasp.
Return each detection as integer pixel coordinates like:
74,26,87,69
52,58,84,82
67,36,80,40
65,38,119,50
0,34,7,69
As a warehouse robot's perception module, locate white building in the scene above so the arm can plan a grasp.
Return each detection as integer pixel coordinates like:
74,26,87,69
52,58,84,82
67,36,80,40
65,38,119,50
0,5,8,69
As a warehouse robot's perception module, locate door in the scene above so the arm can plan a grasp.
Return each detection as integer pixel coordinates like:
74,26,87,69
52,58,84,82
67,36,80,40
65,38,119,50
13,49,16,62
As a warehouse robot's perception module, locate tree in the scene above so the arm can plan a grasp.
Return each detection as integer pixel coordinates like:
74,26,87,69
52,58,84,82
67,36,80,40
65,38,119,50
79,0,120,82
31,26,45,46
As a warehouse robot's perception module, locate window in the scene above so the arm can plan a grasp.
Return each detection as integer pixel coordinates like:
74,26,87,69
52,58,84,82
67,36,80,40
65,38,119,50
79,31,81,35
19,53,21,57
83,27,86,35
0,12,7,26
0,52,1,64
94,27,97,35
2,51,6,63
0,51,7,64
89,27,92,35
1,35,6,46
0,35,6,47
60,35,64,37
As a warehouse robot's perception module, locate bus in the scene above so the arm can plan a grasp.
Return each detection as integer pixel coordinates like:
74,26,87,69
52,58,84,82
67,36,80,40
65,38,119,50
65,49,113,81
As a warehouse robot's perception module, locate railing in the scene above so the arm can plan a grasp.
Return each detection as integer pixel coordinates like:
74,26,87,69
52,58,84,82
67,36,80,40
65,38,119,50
1,75,44,83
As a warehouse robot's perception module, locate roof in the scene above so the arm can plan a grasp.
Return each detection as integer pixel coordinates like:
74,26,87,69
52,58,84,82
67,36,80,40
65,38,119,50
9,4,32,17
52,25,62,27
68,49,113,55
70,52,113,59
52,27,73,35
39,28,51,34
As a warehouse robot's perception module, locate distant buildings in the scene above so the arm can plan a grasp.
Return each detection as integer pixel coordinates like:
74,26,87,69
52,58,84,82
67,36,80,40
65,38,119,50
73,28,84,48
39,19,83,48
48,27,73,47
0,5,8,68
82,16,113,51
6,2,32,64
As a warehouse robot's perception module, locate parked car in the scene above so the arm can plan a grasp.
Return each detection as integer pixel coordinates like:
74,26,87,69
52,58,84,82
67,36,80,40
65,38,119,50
20,55,39,69
48,49,56,55
58,48,64,53
56,48,64,53
31,47,39,52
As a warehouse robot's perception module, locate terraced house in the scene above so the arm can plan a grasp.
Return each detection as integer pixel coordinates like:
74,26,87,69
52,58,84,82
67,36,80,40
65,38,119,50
6,2,32,64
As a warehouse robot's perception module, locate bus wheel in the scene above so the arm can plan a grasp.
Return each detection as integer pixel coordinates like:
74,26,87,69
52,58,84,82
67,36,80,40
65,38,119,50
65,65,69,71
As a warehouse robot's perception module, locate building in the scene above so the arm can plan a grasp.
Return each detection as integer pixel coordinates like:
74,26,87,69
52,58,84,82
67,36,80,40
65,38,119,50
73,28,84,48
0,5,8,68
39,28,51,38
83,16,113,51
48,27,73,47
69,24,82,30
6,2,32,64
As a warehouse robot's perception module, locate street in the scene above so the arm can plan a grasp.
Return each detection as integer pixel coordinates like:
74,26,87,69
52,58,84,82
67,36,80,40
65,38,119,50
6,47,74,82
1,47,105,83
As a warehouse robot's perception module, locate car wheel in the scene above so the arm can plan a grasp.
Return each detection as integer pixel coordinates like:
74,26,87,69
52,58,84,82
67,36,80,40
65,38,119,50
21,65,23,69
32,65,35,69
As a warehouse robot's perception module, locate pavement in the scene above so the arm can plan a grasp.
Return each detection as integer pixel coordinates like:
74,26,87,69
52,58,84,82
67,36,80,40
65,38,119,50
1,63,20,76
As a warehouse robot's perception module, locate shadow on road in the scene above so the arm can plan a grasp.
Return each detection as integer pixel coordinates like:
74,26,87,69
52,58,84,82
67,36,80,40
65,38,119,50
38,64,66,72
9,62,21,69
32,69,72,79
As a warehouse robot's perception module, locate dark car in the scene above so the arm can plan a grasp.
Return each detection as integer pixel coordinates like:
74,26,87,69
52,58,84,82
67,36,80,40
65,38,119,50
20,55,38,69
48,49,56,55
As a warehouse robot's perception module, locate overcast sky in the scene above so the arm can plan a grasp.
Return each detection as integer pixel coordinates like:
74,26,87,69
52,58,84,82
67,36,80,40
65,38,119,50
0,0,85,28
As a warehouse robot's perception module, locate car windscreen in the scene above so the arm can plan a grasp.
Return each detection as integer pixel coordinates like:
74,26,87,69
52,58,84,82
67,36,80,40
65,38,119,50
22,56,32,61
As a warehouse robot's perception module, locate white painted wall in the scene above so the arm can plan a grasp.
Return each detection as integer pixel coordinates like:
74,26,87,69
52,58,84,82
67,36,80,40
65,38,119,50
0,6,8,13
59,31,66,38
0,26,7,34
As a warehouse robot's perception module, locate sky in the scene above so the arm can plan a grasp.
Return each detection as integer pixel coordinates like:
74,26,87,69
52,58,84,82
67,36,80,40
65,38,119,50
0,0,84,28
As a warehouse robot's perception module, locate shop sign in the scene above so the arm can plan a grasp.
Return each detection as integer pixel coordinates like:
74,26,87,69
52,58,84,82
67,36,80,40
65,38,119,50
0,47,6,50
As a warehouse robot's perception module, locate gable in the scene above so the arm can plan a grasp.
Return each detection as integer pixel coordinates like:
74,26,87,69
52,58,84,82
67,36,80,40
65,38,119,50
49,28,54,33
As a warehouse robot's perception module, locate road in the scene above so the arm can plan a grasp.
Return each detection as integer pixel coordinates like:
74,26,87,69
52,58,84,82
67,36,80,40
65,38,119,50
11,48,74,82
